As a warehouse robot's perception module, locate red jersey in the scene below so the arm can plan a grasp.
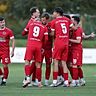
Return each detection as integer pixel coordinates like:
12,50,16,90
42,22,53,50
0,27,14,52
27,21,48,48
71,27,83,50
50,16,73,45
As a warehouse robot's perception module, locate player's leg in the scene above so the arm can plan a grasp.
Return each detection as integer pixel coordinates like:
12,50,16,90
44,50,52,86
34,47,43,87
61,60,69,87
77,50,85,86
35,61,42,87
22,47,33,88
70,50,80,87
50,59,59,87
1,64,9,86
78,66,85,86
56,62,64,86
1,54,10,86
23,60,31,88
67,49,73,78
61,46,69,87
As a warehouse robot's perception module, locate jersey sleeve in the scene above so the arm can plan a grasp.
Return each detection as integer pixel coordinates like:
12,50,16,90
76,28,82,39
8,29,14,39
22,19,31,36
50,20,55,32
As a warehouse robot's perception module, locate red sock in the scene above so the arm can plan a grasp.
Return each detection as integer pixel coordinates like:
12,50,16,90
45,65,51,80
30,62,35,75
32,66,36,81
72,68,79,80
0,68,3,75
63,73,68,81
53,72,58,80
24,65,30,76
78,68,83,79
3,67,9,79
36,68,41,82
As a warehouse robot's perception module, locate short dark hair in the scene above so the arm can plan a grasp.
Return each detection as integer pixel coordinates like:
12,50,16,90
63,14,71,19
53,7,64,16
41,12,50,20
72,16,80,24
30,7,38,15
0,16,4,21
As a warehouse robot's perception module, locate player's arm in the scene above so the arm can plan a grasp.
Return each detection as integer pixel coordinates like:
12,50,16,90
50,29,55,36
83,32,96,39
49,20,55,36
22,20,31,36
22,28,29,36
10,37,15,57
69,37,81,44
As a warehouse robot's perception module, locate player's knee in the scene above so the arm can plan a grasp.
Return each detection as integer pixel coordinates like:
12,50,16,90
3,64,8,68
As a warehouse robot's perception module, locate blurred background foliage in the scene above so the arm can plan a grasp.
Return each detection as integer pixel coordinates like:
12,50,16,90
0,0,96,39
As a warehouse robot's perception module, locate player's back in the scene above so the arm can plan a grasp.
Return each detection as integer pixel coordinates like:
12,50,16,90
27,21,48,47
51,16,72,45
55,16,71,38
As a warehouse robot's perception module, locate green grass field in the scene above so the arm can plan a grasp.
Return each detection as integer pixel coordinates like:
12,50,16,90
0,64,96,96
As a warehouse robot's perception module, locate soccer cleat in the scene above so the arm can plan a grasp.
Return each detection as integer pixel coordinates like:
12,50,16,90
63,80,69,87
28,82,33,87
63,83,69,87
38,83,43,88
0,81,6,86
56,80,64,86
44,82,49,86
80,79,86,86
70,82,77,87
0,77,6,86
44,80,49,86
33,82,38,86
22,77,27,84
22,79,30,88
50,83,58,87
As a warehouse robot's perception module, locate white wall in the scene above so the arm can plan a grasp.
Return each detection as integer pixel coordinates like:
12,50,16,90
10,47,96,64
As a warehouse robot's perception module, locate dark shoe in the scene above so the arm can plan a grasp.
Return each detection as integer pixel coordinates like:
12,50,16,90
0,81,6,86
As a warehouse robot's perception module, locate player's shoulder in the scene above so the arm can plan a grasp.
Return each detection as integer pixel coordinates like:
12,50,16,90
5,27,13,32
77,27,83,32
50,19,56,24
33,21,46,29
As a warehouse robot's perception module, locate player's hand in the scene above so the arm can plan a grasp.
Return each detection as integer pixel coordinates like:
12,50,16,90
11,50,14,57
41,48,44,54
90,32,96,38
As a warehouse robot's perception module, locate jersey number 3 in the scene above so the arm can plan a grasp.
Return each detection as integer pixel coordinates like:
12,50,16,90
33,26,40,37
60,23,67,34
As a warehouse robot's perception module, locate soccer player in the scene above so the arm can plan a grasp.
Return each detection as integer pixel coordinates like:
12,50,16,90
22,7,40,86
41,12,52,86
50,7,74,87
0,16,15,86
22,19,48,88
69,16,84,87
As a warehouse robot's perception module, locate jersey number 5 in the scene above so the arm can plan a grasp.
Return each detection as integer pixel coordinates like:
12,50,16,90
33,26,40,37
60,23,67,34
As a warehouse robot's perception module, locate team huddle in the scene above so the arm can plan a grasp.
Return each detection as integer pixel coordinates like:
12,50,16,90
0,7,95,87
